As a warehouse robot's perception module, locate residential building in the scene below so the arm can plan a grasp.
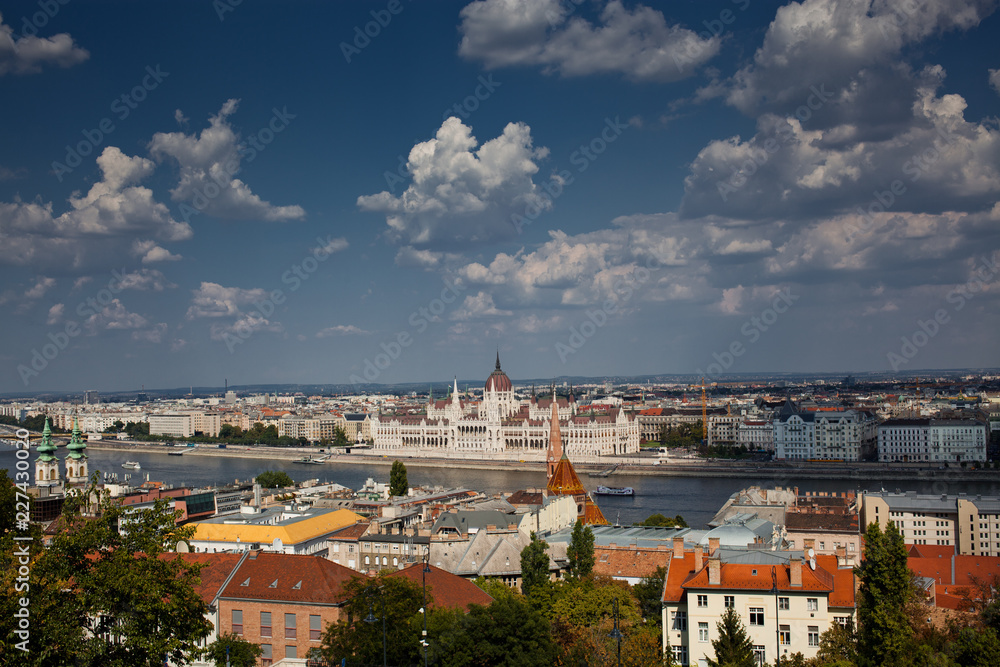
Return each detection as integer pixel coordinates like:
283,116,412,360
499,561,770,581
189,507,363,556
773,400,877,461
877,417,988,463
862,490,1000,556
662,539,856,666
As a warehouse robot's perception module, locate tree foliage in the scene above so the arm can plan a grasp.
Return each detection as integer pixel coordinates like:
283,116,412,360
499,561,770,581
856,522,914,667
567,519,595,579
203,633,263,667
255,470,293,488
389,460,409,497
432,595,559,667
318,574,426,666
707,607,756,667
1,476,212,666
633,566,667,625
635,513,688,528
520,532,550,598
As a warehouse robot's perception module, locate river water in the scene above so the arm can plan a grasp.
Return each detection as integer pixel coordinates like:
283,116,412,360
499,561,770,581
4,445,999,528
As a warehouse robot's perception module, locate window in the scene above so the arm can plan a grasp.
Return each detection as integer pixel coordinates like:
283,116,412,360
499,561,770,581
778,597,789,610
809,626,820,647
749,607,764,626
231,609,243,636
285,644,297,659
671,646,688,664
807,598,818,612
724,595,735,609
699,622,709,642
260,611,271,637
834,616,851,627
365,555,370,565
261,644,272,667
697,594,708,607
310,614,322,641
779,625,790,645
670,610,687,631
285,613,296,639
752,645,767,666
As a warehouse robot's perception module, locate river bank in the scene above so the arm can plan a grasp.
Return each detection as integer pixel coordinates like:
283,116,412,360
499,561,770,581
79,441,1000,483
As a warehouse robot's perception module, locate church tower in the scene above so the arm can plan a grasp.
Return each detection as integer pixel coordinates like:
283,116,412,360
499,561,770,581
65,417,89,485
35,418,61,488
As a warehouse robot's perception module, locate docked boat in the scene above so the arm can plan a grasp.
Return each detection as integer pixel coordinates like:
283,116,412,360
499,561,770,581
594,485,634,496
122,461,141,470
293,455,328,465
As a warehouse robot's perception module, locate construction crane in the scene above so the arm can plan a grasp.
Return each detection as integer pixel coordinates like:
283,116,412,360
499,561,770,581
701,377,708,446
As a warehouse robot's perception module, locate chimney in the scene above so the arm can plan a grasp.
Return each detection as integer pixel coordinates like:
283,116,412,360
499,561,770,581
836,545,847,565
709,537,721,555
695,546,704,572
673,536,684,559
790,558,802,587
804,538,816,551
708,558,720,585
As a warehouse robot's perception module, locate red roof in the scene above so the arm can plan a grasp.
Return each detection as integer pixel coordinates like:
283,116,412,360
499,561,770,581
386,563,493,611
906,544,956,559
684,561,833,594
158,552,244,603
220,552,357,604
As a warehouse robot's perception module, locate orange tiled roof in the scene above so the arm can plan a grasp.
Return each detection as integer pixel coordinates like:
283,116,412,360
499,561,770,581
684,562,833,593
386,563,493,611
906,544,956,559
816,554,855,609
158,552,244,603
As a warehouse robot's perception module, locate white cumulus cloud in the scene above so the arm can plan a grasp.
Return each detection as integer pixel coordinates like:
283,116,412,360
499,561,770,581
0,13,89,75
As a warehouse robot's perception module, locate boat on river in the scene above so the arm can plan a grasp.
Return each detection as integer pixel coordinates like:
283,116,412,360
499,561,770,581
122,461,141,470
594,485,634,496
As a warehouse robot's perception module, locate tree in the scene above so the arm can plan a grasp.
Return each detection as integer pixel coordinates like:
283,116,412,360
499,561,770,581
706,607,756,667
218,423,241,439
255,470,293,488
105,420,125,433
520,532,550,597
2,477,212,666
567,519,595,579
333,426,349,445
389,460,409,497
635,513,688,528
433,595,559,667
814,619,858,666
124,420,149,437
633,566,666,625
856,521,914,667
318,574,426,667
947,627,1000,667
203,633,262,667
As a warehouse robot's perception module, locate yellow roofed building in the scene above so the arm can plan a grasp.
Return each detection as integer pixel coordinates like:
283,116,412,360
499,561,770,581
189,507,363,556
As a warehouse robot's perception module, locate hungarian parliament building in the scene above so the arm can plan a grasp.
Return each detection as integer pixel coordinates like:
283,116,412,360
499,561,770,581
371,355,640,461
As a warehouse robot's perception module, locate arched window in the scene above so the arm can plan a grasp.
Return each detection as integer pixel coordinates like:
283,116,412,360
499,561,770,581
365,556,370,565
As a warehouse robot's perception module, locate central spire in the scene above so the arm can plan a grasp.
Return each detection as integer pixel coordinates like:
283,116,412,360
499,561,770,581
495,349,501,370
546,388,563,479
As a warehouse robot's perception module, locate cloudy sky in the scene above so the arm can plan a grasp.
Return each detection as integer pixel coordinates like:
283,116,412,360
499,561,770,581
1,0,998,393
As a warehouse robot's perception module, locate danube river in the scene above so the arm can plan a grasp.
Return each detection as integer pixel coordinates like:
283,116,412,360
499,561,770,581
4,445,1000,528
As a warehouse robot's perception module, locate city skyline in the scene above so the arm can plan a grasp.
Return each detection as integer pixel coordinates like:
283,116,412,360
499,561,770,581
2,0,999,393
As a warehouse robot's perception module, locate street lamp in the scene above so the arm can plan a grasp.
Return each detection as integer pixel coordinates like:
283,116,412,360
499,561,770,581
421,557,431,667
364,585,387,667
608,597,624,667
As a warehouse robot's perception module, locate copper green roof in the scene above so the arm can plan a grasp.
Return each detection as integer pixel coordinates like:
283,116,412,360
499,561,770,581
36,418,57,462
66,417,87,459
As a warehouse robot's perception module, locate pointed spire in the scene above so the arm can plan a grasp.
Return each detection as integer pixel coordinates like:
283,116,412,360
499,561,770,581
546,386,564,480
428,385,433,404
452,377,460,404
37,418,57,462
66,417,87,460
495,349,501,371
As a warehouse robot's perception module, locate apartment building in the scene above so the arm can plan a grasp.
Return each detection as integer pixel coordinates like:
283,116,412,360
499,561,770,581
662,538,856,666
862,491,1000,556
877,417,988,463
737,418,775,452
148,412,221,438
189,507,363,556
773,401,877,461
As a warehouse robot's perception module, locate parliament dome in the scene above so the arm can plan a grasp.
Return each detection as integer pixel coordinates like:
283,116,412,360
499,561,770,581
485,352,512,392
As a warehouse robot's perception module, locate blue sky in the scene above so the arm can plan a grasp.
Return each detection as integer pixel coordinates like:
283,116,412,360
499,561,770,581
1,0,999,393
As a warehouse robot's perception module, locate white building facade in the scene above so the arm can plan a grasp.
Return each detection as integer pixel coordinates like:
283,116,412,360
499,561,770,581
877,418,988,463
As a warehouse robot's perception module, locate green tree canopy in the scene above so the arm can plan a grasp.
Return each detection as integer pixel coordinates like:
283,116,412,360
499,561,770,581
632,566,666,625
707,607,756,667
567,519,596,579
856,521,914,667
1,477,212,666
389,460,409,497
318,574,426,666
432,595,559,667
203,633,263,667
520,532,550,598
634,513,688,528
255,470,293,488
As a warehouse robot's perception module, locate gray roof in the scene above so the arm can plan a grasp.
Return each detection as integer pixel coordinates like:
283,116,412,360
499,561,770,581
546,524,689,549
431,510,518,535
